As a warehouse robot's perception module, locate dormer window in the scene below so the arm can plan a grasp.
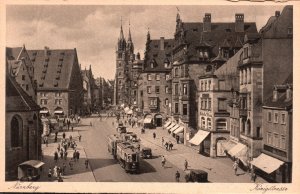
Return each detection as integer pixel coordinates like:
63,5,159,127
164,58,170,68
273,90,278,101
204,50,209,58
151,62,154,68
199,50,204,58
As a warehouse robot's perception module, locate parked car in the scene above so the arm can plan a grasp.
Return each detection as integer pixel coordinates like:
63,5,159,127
185,169,208,182
141,147,152,159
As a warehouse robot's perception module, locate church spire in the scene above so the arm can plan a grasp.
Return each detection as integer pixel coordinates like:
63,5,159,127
119,17,125,41
117,16,126,51
128,19,132,42
127,19,134,54
147,27,150,42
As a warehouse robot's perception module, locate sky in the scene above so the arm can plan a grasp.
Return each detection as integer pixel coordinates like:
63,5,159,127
6,5,285,80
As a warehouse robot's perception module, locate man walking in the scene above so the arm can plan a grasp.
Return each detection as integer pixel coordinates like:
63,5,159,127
175,171,180,182
161,156,166,168
184,159,188,171
162,137,164,146
85,159,89,169
233,160,238,176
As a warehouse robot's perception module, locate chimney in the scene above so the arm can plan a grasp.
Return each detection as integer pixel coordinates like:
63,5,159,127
160,37,165,50
275,11,280,18
203,13,211,32
235,13,244,32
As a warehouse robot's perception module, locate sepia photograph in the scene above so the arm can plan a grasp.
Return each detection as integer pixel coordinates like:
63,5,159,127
1,0,299,193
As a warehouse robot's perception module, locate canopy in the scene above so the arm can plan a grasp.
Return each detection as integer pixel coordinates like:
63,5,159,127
163,121,171,128
124,107,130,112
170,124,180,132
251,153,284,174
19,160,45,169
221,140,237,151
54,110,63,114
144,118,152,124
39,110,49,114
189,130,210,145
167,123,176,130
173,126,184,134
228,143,247,157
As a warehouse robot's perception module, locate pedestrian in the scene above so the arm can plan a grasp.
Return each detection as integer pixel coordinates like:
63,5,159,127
48,167,52,180
78,116,81,124
76,150,80,161
161,155,166,168
79,135,82,142
90,121,92,126
112,121,114,126
67,119,70,131
184,160,188,171
73,150,77,162
71,126,74,131
58,176,63,182
53,166,58,178
162,137,164,146
69,135,72,141
60,149,64,159
165,142,169,151
175,171,180,182
85,159,89,169
54,151,59,163
153,132,156,139
169,142,173,150
251,172,257,182
57,143,61,152
233,160,238,176
45,136,48,147
69,159,74,170
176,136,179,144
64,150,68,160
62,132,66,139
62,163,66,175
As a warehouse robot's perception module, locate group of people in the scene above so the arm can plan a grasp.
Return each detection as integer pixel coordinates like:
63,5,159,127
48,164,66,182
161,155,187,182
161,137,174,151
233,159,257,182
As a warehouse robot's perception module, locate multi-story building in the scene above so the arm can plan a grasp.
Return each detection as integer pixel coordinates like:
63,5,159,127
6,46,37,101
253,75,292,183
195,48,242,157
5,61,41,180
81,65,95,115
138,34,173,126
27,47,84,117
172,12,258,144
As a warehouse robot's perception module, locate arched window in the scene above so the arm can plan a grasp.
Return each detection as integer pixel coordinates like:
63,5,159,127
165,98,169,106
11,115,23,148
216,118,227,131
201,117,206,129
207,118,212,130
246,119,251,135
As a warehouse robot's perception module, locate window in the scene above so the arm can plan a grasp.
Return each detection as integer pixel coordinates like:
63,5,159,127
216,119,227,131
243,47,248,59
183,104,188,115
119,80,122,85
207,118,212,130
118,62,122,67
151,62,154,68
156,74,160,81
118,72,122,76
140,91,143,97
175,84,179,95
22,75,25,80
147,86,151,94
268,111,272,122
175,68,178,77
208,99,211,110
218,99,226,111
40,92,46,97
267,132,272,145
273,133,280,147
166,74,170,80
204,81,207,91
201,81,204,91
281,113,286,124
175,103,179,113
155,86,160,94
281,135,286,150
247,68,251,84
165,98,169,106
208,80,211,90
55,92,62,97
201,99,204,110
183,84,188,95
201,117,206,128
165,86,169,94
25,84,29,91
11,115,23,148
219,80,225,90
40,99,47,105
147,74,152,81
274,112,279,123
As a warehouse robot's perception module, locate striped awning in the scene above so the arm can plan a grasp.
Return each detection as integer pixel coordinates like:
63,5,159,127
170,124,180,132
163,121,171,128
189,130,210,145
173,126,184,134
166,123,176,130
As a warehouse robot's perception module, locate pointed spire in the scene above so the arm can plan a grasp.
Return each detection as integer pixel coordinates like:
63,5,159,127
119,16,125,40
128,19,132,42
147,27,150,41
176,7,180,22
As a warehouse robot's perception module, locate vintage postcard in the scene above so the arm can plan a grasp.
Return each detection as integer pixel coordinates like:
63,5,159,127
0,0,299,193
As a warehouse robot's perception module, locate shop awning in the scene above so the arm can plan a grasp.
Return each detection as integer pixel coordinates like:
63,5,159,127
251,153,284,174
39,110,49,114
54,110,63,114
174,126,184,134
170,124,180,132
124,107,130,112
222,140,237,151
144,118,152,124
166,123,176,130
189,130,210,145
228,143,247,157
19,160,45,169
163,121,171,128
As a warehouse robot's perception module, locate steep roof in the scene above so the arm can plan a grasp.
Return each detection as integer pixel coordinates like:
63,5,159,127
27,49,77,90
144,38,174,72
263,73,292,109
175,21,258,61
6,75,40,112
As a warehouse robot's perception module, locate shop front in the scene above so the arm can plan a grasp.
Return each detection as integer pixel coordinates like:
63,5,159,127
189,129,210,156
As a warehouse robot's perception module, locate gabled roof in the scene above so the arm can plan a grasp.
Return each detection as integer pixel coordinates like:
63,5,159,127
144,38,174,72
6,75,40,112
27,49,77,90
174,21,258,61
